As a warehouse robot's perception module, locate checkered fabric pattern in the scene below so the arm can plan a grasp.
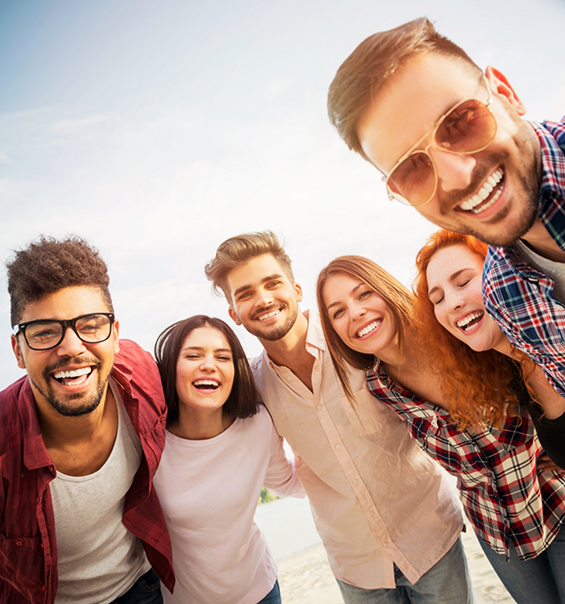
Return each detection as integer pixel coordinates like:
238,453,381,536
483,118,565,397
366,359,565,560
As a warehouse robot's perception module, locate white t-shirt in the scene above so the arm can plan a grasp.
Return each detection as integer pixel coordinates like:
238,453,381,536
153,405,303,604
50,379,150,604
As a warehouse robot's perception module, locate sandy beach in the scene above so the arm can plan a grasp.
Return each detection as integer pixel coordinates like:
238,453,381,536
255,497,516,604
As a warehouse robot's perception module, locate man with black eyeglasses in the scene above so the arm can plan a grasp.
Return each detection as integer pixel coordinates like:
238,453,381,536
327,18,565,401
1,236,174,604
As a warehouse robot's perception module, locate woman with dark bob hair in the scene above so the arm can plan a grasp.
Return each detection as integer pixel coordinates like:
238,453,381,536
317,255,565,604
153,315,303,604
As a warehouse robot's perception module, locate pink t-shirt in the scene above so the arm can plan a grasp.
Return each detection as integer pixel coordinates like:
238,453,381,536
153,405,303,604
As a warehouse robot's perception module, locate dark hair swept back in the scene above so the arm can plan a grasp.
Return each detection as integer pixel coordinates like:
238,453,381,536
154,315,261,428
7,235,113,326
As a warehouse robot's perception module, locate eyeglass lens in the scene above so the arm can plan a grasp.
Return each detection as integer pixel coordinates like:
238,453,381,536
24,314,113,349
388,99,496,206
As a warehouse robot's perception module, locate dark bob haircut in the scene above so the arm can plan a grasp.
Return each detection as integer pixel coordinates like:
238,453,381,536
154,315,261,427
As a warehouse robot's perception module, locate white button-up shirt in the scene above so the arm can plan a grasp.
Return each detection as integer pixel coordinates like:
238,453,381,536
250,311,463,589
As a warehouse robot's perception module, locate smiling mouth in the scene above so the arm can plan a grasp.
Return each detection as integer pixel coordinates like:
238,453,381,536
193,379,221,391
52,366,93,386
356,320,381,338
456,311,484,332
458,168,504,214
256,308,281,322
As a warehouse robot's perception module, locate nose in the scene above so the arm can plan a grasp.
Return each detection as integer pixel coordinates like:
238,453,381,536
445,288,465,313
199,354,216,372
57,326,88,357
256,288,274,308
351,302,366,321
430,147,478,193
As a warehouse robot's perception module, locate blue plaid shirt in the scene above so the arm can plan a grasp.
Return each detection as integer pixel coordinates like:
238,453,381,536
483,117,565,397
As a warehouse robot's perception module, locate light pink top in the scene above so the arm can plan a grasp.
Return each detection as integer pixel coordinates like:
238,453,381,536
250,311,463,589
153,405,303,604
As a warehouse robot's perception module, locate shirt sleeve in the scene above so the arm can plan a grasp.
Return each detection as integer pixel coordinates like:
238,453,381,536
262,410,305,498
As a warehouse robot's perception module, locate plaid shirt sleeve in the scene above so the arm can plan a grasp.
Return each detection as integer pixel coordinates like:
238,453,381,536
482,118,565,397
366,360,565,560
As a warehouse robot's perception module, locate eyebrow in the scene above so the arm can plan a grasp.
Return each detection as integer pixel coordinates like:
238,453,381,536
232,273,283,299
428,268,472,297
181,345,232,353
326,281,365,311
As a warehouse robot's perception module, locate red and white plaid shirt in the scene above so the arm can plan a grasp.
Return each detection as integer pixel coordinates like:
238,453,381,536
367,359,565,560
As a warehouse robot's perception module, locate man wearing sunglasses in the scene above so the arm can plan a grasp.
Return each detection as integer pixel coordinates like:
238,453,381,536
327,18,565,400
1,236,174,604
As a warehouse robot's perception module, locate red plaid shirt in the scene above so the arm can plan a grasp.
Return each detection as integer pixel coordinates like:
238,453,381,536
367,359,565,560
0,340,175,604
483,118,565,397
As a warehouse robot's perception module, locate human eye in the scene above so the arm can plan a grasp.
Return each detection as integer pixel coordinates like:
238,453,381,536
266,280,281,290
429,293,444,306
358,290,372,300
331,308,345,320
27,322,61,344
236,290,252,302
217,354,233,362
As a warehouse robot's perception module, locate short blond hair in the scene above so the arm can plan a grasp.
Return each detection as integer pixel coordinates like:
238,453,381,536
205,231,294,302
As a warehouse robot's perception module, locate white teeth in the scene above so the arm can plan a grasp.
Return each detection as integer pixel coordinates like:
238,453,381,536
459,168,504,212
456,311,483,331
193,380,219,387
53,367,92,379
258,309,280,321
356,320,380,338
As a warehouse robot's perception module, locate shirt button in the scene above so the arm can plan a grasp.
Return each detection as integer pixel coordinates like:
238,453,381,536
287,376,292,381
317,405,322,411
353,479,359,485
383,542,389,548
16,540,23,546
335,444,341,450
370,511,375,517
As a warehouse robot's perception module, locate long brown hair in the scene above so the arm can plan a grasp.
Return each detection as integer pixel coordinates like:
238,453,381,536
414,229,532,429
154,315,261,428
316,255,414,401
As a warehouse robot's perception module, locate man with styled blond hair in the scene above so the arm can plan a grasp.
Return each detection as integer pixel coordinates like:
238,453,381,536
205,230,472,604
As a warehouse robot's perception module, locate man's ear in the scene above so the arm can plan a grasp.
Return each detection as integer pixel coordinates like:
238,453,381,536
11,334,26,369
228,307,242,326
485,66,527,116
113,320,120,353
294,283,303,303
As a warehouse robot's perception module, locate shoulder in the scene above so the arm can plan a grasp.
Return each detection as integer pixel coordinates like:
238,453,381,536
114,339,155,370
0,376,30,428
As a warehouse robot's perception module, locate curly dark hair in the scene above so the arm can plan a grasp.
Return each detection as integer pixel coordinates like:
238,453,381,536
154,315,261,428
7,235,113,326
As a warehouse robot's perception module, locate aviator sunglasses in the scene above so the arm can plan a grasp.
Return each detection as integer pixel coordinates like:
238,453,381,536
384,75,496,207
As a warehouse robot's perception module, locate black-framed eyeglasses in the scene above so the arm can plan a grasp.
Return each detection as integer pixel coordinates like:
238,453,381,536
14,313,115,351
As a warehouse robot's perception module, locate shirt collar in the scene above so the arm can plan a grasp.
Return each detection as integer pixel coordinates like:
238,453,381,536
531,119,565,217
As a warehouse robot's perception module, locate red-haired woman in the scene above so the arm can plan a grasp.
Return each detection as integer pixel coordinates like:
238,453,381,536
317,252,565,604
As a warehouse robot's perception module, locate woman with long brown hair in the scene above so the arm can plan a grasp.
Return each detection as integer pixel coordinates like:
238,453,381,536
152,315,303,604
317,253,565,604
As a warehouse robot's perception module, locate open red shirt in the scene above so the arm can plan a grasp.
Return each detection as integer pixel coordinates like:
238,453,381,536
0,339,175,604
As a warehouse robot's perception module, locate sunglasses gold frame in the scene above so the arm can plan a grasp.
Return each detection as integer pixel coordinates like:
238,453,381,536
383,76,496,208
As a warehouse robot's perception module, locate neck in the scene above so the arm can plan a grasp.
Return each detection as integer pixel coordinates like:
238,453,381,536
522,218,565,262
260,311,310,368
171,406,233,440
37,383,112,449
378,330,424,381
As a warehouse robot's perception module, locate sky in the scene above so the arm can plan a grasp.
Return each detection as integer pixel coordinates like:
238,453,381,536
1,0,565,386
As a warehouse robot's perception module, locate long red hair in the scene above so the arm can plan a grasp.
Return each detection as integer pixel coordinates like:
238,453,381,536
414,229,531,429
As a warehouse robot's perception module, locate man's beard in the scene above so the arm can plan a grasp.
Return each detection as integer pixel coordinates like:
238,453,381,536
435,128,541,247
247,303,299,342
32,357,107,417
